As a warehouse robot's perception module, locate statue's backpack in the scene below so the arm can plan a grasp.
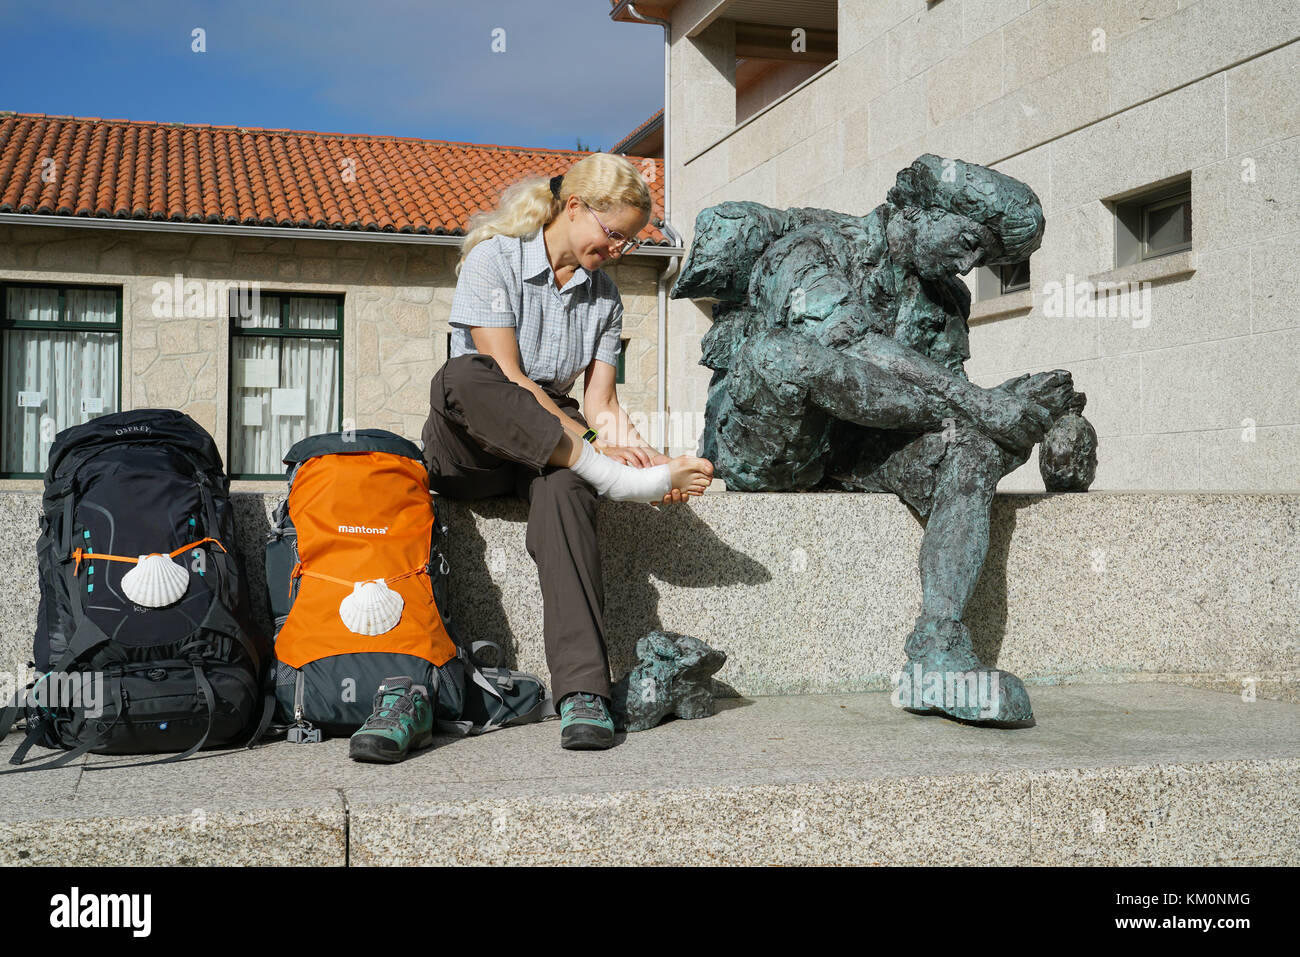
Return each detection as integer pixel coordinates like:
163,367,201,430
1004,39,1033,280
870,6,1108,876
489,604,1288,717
266,429,471,738
1,409,273,773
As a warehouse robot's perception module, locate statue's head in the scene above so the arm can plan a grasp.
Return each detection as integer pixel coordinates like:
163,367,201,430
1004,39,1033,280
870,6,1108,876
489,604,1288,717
886,207,1000,279
886,155,1045,280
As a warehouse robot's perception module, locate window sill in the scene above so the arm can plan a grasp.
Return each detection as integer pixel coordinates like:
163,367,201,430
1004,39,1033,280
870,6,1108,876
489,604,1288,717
969,288,1033,322
0,478,43,491
230,480,289,494
1088,249,1196,289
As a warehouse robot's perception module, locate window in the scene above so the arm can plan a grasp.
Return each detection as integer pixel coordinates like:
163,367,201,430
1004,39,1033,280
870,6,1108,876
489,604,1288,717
1113,177,1192,267
229,291,341,479
975,262,1030,301
1140,193,1192,259
0,282,121,477
616,338,629,384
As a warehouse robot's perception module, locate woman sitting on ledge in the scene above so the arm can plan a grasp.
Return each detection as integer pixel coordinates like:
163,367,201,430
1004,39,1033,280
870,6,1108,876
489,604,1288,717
420,152,713,751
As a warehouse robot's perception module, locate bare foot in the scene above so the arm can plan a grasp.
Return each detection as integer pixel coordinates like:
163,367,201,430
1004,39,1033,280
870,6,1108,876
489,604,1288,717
667,455,714,498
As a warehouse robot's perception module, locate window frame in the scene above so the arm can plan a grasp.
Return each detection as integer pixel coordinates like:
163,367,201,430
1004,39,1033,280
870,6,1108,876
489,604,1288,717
0,280,124,479
1112,177,1193,268
1140,192,1193,261
227,290,344,481
975,262,1031,302
997,262,1031,295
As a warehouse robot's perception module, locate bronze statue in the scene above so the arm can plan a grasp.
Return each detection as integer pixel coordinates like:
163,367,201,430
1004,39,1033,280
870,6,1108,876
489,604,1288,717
671,155,1098,723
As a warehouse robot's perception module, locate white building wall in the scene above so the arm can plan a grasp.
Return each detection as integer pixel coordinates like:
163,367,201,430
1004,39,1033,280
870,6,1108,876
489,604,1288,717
665,0,1300,491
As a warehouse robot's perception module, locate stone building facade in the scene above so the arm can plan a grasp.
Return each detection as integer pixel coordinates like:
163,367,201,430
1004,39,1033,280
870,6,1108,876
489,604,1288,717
0,221,665,486
648,0,1300,491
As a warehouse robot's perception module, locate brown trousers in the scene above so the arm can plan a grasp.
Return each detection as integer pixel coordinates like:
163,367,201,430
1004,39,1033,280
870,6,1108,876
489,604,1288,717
420,353,612,703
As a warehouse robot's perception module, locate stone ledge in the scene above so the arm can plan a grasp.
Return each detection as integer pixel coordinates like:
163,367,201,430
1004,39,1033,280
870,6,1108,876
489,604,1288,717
1,490,1296,702
2,684,1296,865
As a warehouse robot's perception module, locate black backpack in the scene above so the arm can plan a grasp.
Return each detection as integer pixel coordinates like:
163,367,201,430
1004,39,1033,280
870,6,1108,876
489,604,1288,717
0,409,273,772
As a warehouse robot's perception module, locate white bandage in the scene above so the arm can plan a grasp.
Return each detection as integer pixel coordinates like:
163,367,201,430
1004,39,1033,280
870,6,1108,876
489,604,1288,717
570,440,671,503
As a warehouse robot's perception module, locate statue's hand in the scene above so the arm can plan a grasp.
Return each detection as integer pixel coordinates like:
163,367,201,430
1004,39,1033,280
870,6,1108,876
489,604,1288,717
993,373,1031,393
996,370,1077,419
978,392,1056,454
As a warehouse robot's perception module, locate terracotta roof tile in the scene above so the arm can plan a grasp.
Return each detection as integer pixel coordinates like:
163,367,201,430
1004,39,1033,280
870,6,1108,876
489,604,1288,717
0,111,669,243
612,108,664,154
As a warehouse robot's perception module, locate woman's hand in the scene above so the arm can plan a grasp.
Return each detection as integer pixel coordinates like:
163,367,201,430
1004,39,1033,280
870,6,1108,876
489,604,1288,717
593,440,656,468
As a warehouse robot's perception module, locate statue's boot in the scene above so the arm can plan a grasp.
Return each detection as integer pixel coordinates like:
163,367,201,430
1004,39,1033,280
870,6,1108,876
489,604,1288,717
895,617,1033,723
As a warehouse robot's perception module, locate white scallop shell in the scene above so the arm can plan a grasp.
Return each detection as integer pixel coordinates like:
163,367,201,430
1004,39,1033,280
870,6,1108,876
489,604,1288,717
121,553,190,608
339,579,404,636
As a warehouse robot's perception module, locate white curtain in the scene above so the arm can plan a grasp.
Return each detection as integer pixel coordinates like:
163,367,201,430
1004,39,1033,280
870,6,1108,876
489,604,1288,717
2,287,119,474
230,296,338,475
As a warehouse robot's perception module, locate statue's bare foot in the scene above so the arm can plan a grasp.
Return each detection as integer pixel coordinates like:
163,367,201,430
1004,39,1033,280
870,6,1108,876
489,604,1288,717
668,455,714,498
894,618,1033,723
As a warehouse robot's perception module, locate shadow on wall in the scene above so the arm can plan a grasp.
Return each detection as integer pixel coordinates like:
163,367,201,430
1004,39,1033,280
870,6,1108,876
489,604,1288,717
963,497,1022,668
231,491,766,689
231,488,1027,688
437,497,768,686
232,495,280,639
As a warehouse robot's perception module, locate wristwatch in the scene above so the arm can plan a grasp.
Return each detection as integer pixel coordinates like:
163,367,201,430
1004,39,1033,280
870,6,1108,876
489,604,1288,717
582,427,599,444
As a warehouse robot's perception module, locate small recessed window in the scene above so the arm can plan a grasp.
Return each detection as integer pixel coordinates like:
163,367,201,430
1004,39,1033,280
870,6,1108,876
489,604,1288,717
975,262,1030,301
997,261,1030,293
1112,177,1192,267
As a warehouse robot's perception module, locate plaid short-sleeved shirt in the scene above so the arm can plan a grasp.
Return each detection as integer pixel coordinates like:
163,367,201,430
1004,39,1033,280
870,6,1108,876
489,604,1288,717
448,226,624,394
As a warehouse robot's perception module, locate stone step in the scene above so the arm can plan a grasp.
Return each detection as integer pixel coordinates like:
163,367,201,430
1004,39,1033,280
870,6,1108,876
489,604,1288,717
1,490,1296,701
1,684,1296,865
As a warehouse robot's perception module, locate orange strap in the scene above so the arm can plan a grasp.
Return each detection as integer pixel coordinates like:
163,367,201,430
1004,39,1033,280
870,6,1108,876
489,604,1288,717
71,536,228,575
291,561,428,590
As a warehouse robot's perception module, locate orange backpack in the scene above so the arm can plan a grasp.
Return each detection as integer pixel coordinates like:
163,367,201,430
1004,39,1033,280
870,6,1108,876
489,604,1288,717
265,430,462,735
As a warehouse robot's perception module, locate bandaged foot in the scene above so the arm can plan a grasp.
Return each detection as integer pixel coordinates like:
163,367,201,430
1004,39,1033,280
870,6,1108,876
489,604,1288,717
570,441,712,503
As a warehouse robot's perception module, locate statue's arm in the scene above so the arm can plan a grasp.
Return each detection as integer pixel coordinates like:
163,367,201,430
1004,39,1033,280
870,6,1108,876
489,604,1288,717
800,331,1055,453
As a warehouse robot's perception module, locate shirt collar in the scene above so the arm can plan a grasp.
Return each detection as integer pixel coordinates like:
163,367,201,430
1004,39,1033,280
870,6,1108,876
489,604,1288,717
523,226,589,290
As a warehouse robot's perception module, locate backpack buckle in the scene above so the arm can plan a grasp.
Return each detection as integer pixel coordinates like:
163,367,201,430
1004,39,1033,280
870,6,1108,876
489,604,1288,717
286,725,321,744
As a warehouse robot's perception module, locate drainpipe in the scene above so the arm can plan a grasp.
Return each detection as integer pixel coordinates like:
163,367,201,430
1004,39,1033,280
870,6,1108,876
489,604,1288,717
619,1,676,453
655,250,681,451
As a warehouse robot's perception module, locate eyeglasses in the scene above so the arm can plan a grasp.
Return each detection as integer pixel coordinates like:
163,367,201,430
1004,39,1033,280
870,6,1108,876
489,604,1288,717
580,199,644,257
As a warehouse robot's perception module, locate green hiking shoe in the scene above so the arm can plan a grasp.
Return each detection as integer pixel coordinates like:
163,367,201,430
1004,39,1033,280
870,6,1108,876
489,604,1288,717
559,692,615,751
349,676,434,764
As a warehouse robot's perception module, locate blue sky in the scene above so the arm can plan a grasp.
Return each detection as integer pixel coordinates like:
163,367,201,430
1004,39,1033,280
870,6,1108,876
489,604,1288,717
0,0,664,151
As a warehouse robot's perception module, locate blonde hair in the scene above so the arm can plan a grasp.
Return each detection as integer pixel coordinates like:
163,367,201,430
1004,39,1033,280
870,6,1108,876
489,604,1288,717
455,152,653,276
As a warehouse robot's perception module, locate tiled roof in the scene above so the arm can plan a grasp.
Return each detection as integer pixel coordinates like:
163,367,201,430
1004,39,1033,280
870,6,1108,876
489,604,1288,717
612,108,663,155
0,111,669,244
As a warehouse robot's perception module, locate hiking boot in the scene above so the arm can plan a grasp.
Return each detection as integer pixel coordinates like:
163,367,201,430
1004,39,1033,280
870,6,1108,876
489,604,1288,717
559,692,615,750
349,676,434,763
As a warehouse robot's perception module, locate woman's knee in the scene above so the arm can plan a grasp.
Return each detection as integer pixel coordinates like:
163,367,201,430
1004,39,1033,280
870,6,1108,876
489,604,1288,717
442,352,502,390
